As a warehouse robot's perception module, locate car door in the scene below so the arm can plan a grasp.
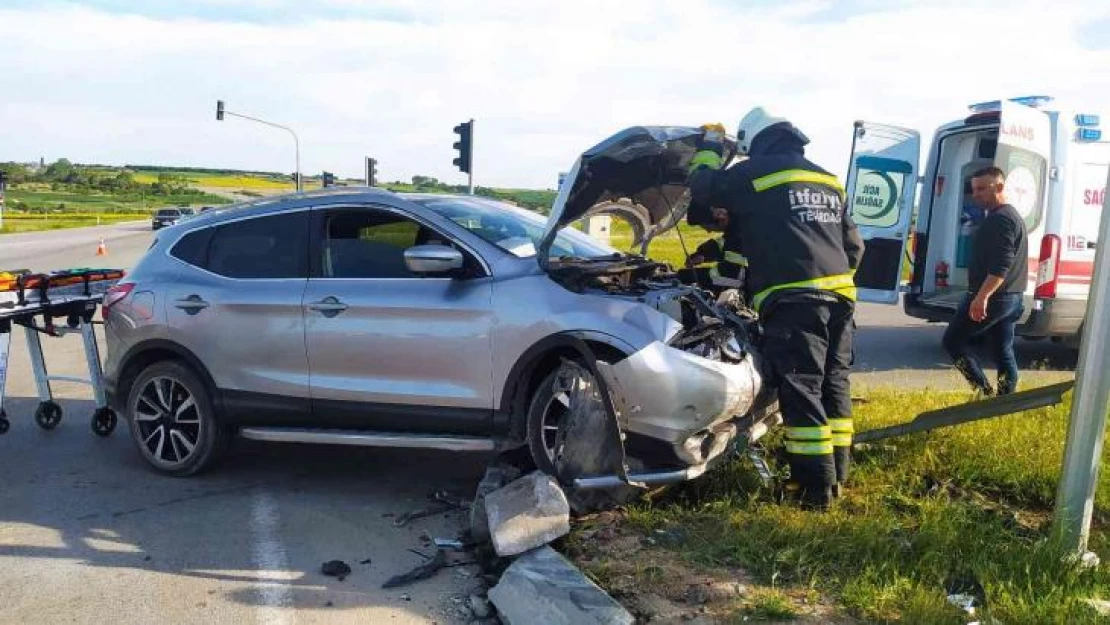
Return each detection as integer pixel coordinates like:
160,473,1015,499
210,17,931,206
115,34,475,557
845,121,921,304
164,209,311,423
303,203,496,435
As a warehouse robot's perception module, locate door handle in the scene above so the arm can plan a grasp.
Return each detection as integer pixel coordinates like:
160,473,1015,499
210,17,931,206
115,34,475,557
308,297,348,316
174,295,209,313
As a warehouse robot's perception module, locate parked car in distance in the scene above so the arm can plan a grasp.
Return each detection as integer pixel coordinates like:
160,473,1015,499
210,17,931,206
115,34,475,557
151,208,183,230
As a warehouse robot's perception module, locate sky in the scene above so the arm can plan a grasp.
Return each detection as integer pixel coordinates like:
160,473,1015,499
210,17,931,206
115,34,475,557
1,0,1109,190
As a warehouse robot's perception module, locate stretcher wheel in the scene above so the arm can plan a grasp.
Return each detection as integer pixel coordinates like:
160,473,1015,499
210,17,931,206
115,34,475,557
0,410,9,435
35,401,63,430
91,407,117,437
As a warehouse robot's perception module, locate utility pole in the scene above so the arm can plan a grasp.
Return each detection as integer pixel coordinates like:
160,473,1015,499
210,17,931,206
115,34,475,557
216,100,302,192
0,171,6,231
1052,165,1110,559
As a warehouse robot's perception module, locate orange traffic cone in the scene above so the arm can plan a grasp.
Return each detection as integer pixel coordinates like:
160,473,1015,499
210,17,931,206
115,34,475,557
96,238,107,256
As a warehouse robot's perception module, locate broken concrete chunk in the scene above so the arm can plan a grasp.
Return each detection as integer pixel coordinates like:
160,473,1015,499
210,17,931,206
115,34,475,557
1084,599,1110,616
469,463,523,545
484,470,570,557
469,594,493,619
488,546,635,625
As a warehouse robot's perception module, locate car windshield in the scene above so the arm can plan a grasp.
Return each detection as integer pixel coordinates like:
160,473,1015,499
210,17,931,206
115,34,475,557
157,209,180,216
412,196,621,260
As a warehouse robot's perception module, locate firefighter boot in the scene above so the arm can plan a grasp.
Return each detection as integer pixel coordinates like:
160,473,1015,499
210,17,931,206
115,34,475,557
784,480,833,511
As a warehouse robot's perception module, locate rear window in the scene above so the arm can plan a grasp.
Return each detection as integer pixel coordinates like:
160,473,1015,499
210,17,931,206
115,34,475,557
169,228,213,267
206,212,309,279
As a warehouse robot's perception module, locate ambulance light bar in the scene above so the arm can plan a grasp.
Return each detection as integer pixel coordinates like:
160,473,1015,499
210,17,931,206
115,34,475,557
967,95,1054,113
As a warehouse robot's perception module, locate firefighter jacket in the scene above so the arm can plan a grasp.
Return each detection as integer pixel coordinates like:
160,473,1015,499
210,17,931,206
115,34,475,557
688,141,864,313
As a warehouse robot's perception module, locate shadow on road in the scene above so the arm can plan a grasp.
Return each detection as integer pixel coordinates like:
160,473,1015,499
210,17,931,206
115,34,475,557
0,395,491,617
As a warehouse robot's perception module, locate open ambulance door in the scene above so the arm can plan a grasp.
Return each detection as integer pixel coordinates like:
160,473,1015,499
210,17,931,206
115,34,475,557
845,121,921,305
992,100,1051,236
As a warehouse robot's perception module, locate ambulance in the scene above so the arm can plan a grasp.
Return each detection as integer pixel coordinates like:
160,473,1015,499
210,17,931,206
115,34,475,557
847,95,1107,348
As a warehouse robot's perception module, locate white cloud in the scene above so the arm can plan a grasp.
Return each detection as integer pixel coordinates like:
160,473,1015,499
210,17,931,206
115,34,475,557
1,0,1109,188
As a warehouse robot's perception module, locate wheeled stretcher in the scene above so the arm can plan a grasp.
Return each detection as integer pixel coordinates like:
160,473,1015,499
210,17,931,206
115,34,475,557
1,268,125,436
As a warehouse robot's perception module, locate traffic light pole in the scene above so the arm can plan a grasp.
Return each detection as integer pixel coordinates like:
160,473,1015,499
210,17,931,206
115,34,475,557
216,101,301,192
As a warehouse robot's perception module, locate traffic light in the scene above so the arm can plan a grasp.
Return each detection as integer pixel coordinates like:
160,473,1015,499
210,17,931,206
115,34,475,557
290,172,300,188
453,120,473,174
216,100,224,121
366,157,378,187
322,171,335,187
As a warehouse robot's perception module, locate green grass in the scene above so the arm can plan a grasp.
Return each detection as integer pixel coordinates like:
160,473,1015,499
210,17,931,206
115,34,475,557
607,220,714,268
5,187,230,213
582,388,1110,624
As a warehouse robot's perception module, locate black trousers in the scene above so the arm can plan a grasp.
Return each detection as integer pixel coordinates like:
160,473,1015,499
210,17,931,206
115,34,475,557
760,297,855,490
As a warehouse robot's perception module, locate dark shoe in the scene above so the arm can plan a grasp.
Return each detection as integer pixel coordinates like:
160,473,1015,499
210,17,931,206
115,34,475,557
831,483,845,499
784,480,832,511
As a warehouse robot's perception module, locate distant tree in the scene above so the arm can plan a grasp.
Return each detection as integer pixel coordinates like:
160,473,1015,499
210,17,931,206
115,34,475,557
0,162,30,184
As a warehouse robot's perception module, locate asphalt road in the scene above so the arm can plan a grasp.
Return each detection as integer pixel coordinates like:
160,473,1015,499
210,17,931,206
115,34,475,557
0,223,1079,623
2,223,492,624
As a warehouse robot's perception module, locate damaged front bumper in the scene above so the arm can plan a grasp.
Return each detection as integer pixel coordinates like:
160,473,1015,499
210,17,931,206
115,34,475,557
598,341,771,466
553,338,780,492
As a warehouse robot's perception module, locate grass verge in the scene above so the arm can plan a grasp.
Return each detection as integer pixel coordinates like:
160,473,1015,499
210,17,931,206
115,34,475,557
1,214,145,234
564,387,1110,623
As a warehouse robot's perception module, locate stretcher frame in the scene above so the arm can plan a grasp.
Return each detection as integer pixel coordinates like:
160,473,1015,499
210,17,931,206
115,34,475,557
0,293,118,437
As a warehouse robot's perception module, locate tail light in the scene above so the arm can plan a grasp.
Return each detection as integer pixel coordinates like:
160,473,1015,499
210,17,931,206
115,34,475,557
101,282,135,320
1034,234,1061,299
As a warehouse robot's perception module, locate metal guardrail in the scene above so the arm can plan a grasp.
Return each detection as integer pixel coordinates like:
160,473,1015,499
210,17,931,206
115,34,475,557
854,380,1076,444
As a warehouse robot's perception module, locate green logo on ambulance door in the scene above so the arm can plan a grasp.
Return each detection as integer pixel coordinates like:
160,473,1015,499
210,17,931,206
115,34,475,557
852,168,903,228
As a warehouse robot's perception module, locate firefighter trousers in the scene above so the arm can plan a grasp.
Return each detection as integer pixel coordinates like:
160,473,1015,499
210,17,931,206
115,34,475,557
760,297,855,492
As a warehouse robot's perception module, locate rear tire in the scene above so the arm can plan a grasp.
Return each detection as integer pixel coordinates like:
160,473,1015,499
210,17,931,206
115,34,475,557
125,360,226,476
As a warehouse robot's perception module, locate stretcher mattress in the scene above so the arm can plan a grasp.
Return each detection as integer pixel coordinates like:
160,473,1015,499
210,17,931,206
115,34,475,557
0,268,125,310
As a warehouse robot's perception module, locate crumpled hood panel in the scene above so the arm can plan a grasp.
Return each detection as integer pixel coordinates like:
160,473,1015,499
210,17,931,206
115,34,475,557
539,126,737,260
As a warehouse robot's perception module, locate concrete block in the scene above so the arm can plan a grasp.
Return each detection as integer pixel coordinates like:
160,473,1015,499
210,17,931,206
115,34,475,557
488,546,634,625
484,470,570,557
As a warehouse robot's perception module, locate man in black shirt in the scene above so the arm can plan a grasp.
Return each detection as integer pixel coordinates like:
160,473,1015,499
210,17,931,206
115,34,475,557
942,166,1029,396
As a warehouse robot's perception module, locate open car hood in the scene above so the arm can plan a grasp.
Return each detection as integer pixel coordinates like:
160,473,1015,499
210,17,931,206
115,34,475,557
538,125,737,266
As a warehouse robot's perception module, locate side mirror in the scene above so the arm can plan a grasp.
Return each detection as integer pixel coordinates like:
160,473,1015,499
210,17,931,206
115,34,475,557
404,244,465,276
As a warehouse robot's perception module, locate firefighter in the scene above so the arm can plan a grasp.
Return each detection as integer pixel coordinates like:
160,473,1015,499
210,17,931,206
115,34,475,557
685,109,864,510
684,125,749,298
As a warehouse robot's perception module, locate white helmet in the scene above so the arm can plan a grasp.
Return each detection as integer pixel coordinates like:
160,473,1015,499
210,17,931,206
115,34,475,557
736,106,805,155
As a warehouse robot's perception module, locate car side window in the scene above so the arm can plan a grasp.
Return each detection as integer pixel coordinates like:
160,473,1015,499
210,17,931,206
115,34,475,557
206,212,309,279
322,209,471,279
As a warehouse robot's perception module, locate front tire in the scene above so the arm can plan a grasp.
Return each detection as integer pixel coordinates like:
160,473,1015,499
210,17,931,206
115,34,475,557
525,362,644,514
125,361,226,476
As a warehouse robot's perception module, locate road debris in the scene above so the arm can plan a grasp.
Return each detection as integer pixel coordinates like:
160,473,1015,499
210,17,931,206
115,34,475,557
469,594,493,619
382,549,447,589
488,545,634,625
320,560,352,581
483,470,571,557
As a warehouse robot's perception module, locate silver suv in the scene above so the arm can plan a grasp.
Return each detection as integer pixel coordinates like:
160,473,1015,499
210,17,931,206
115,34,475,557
103,127,779,496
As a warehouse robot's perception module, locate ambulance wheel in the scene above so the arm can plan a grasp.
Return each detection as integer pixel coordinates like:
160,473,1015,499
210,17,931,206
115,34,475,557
91,407,117,437
0,410,9,434
35,401,63,430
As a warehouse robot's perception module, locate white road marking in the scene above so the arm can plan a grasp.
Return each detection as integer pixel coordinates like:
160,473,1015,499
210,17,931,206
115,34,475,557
251,490,293,625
